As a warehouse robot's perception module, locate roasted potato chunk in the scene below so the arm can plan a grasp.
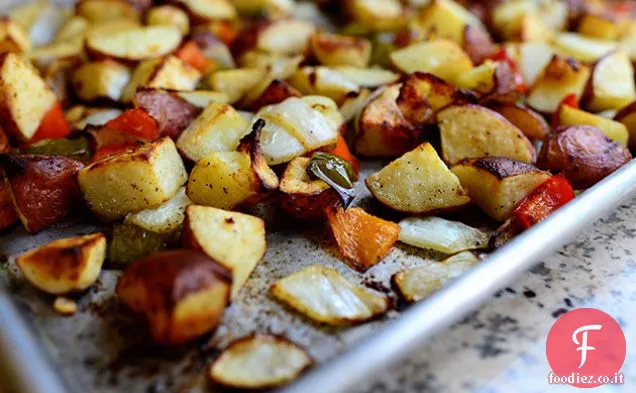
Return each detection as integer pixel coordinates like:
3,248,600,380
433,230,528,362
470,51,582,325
390,40,473,84
462,25,497,65
271,265,390,325
177,103,249,163
615,101,636,149
516,41,554,88
16,233,106,295
182,205,266,298
133,87,201,139
439,105,536,165
1,155,84,233
208,67,266,104
577,12,623,41
310,32,371,68
289,66,359,103
146,5,190,35
0,53,57,143
176,0,237,23
277,157,340,221
451,157,552,221
537,125,631,189
414,0,484,44
209,334,312,390
122,56,201,103
456,60,517,104
0,17,31,54
333,66,399,88
71,60,131,103
526,55,591,114
348,0,405,31
366,142,471,214
552,32,616,63
558,105,629,145
86,26,183,63
78,137,188,221
117,250,231,345
490,103,550,140
76,0,142,24
582,51,636,112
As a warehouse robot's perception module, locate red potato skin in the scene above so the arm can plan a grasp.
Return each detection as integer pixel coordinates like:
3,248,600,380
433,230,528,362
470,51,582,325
462,25,498,65
538,125,632,189
230,19,272,59
133,87,201,139
0,154,84,233
245,80,301,112
0,180,18,230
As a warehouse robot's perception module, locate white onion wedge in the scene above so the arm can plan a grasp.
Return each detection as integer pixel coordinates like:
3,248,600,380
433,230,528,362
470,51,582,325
125,187,191,234
334,66,399,87
392,251,480,303
271,265,390,325
398,216,488,254
209,334,312,389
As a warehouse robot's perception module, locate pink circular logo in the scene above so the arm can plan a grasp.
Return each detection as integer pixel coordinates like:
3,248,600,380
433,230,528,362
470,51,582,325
546,308,626,388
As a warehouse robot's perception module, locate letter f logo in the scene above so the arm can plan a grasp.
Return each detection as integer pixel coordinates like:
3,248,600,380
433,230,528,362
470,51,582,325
572,324,603,368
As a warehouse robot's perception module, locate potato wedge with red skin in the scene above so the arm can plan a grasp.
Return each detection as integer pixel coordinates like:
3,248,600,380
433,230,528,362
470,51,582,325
133,87,201,139
277,157,340,221
490,103,550,140
117,249,231,345
0,154,84,233
0,180,18,230
16,233,106,295
451,157,552,221
462,25,497,65
537,125,631,189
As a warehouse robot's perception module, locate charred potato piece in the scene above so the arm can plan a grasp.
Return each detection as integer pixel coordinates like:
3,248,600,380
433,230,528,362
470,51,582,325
438,105,536,165
117,250,231,345
615,102,636,149
582,51,636,112
527,55,591,114
355,84,417,158
86,26,183,63
71,60,131,103
366,142,471,214
310,32,371,68
0,17,31,54
146,5,190,35
1,155,84,233
558,105,629,145
0,53,57,143
451,157,551,221
537,125,631,189
16,233,106,295
176,103,249,163
122,56,201,103
277,157,340,221
133,87,201,139
182,205,266,299
78,137,188,221
209,334,312,390
390,40,473,84
271,265,390,325
490,103,550,140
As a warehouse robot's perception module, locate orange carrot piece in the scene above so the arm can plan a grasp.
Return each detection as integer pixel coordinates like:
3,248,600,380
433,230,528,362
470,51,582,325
175,41,211,73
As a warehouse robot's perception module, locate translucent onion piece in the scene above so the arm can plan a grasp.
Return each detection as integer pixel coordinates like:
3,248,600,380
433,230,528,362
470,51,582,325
125,187,191,234
398,216,488,254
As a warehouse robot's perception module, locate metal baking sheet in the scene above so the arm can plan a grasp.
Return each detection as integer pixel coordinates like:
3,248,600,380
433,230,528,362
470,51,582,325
3,158,636,393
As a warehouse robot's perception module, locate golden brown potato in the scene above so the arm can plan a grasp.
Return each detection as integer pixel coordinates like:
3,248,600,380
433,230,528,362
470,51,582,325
366,142,471,214
577,12,623,40
76,0,142,24
182,205,266,299
0,53,57,143
332,66,399,88
78,137,188,221
414,0,484,44
397,72,476,126
310,32,371,68
615,101,636,149
133,87,201,139
582,51,636,112
233,19,314,57
175,0,237,23
289,66,359,104
514,41,554,88
176,102,250,163
390,40,473,85
456,60,517,104
146,5,190,35
71,60,131,103
85,25,183,63
53,16,90,46
558,105,628,145
348,0,405,31
490,103,550,140
0,17,30,54
355,84,418,158
208,67,267,104
438,105,536,165
451,157,552,221
16,233,106,295
277,157,340,221
537,125,631,189
526,55,591,114
122,56,201,103
117,249,231,345
1,154,84,233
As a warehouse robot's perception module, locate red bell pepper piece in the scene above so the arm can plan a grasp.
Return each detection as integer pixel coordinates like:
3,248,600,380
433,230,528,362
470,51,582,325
30,102,71,143
104,109,159,141
330,134,359,177
513,175,575,229
92,142,139,162
175,41,212,73
488,49,527,94
551,93,579,128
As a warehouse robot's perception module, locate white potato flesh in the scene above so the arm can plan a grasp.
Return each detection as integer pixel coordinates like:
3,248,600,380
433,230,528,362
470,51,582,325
210,334,312,389
392,251,480,303
257,20,315,55
125,187,191,234
586,51,636,112
398,216,488,254
86,26,182,61
271,265,390,325
333,66,399,87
